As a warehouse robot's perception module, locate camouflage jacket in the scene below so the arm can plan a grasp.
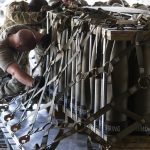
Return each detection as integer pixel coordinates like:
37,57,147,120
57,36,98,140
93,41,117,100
4,1,45,28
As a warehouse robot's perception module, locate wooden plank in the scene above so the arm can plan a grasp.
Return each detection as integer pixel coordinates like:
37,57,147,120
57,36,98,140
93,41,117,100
102,28,150,41
107,136,150,150
102,28,137,41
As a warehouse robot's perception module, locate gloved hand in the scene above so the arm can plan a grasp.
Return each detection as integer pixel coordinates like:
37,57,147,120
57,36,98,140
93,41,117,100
32,76,45,88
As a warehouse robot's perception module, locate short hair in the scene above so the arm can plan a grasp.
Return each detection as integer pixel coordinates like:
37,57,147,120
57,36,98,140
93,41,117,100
29,0,48,11
17,29,36,51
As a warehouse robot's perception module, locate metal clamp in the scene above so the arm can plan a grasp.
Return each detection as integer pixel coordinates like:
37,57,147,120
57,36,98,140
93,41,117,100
138,76,150,89
4,114,14,121
73,122,84,132
89,68,98,78
88,68,102,78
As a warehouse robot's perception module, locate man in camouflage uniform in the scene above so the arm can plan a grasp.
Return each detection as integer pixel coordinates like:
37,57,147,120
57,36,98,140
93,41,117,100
0,0,52,100
2,0,50,80
0,24,50,100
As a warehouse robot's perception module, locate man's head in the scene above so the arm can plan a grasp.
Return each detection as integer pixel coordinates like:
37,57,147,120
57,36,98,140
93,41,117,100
29,0,48,11
13,29,37,52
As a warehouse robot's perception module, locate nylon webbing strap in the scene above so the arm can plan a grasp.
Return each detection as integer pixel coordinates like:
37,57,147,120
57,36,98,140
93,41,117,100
84,127,111,148
5,17,148,149
32,42,54,75
46,83,144,146
18,27,70,144
108,105,150,143
9,66,107,129
19,50,55,139
11,66,109,126
9,42,55,125
9,36,135,117
13,42,56,143
14,45,140,146
46,128,64,150
80,25,96,48
25,62,53,136
4,88,34,122
46,129,76,148
110,122,140,144
47,52,65,121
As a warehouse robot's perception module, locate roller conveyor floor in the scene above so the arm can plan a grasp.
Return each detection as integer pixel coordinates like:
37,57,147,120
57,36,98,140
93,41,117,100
0,100,100,150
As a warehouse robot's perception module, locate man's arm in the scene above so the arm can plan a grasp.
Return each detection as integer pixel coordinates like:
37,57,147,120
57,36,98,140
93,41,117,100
6,63,33,87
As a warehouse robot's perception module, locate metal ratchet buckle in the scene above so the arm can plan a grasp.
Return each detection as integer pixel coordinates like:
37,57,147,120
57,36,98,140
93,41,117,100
75,72,84,82
89,68,98,78
11,123,21,132
138,76,150,89
104,62,113,75
19,134,30,144
73,122,84,132
4,114,14,121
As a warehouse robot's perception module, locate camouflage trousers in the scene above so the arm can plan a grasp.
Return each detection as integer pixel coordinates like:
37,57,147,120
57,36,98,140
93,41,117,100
0,52,28,101
0,77,25,101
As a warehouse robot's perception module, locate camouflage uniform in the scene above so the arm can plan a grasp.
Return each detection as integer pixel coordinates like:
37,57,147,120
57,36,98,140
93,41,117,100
2,1,48,79
0,24,47,101
0,25,33,100
3,1,46,30
0,2,51,101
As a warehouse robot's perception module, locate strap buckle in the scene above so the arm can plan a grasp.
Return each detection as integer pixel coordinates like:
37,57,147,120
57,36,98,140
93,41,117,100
138,76,150,89
104,62,113,75
89,68,98,78
73,122,84,132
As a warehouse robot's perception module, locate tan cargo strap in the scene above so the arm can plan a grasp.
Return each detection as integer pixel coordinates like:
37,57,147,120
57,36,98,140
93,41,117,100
44,75,150,148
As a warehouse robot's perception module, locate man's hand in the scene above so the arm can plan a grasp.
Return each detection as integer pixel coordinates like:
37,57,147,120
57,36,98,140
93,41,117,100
7,63,33,87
